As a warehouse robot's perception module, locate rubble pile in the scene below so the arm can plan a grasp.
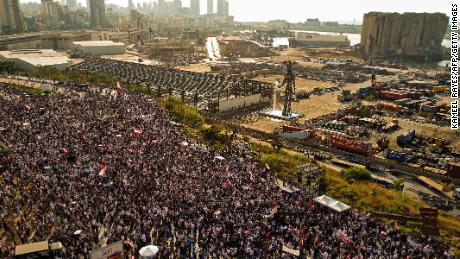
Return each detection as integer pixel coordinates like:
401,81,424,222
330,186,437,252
219,40,277,58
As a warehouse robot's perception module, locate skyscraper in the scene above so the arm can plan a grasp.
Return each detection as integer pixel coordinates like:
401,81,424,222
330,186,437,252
190,0,200,17
128,0,134,10
0,0,25,34
217,0,228,17
207,0,213,15
66,0,77,10
42,0,61,25
89,0,106,28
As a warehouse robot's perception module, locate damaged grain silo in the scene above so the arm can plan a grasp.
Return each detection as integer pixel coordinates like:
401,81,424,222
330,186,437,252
360,12,448,59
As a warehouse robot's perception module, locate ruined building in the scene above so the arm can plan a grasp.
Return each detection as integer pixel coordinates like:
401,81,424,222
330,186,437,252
360,12,448,59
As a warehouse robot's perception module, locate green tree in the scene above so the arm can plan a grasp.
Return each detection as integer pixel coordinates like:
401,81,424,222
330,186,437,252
393,179,405,191
0,61,16,74
271,139,284,152
342,167,371,182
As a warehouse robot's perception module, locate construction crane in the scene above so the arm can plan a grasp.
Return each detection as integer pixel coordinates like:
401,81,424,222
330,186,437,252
279,61,296,117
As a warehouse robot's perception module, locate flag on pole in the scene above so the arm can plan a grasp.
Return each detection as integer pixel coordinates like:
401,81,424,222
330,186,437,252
133,128,143,135
98,161,108,176
116,81,124,96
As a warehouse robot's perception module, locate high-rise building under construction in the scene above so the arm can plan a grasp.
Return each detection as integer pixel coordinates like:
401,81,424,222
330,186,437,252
207,0,213,15
0,0,25,34
89,0,106,28
217,0,228,17
190,0,200,17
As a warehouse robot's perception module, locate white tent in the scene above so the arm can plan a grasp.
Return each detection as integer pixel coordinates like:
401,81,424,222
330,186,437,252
139,245,159,257
314,195,350,213
314,195,335,206
328,201,351,212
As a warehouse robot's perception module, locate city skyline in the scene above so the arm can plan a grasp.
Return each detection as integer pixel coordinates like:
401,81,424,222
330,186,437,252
19,0,452,23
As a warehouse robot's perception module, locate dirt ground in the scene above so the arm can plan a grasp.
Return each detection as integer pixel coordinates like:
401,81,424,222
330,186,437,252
240,76,373,133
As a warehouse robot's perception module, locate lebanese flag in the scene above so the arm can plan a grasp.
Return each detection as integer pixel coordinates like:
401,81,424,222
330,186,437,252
133,128,143,135
340,235,353,245
98,162,108,176
116,81,124,96
248,170,255,182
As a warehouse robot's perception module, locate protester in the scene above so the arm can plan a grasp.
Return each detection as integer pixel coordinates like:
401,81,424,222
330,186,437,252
0,82,452,258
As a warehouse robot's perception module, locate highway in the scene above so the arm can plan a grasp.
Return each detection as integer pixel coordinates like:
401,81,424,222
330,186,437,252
0,33,42,48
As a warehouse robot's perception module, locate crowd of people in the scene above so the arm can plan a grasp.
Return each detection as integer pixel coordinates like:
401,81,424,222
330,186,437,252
0,82,453,258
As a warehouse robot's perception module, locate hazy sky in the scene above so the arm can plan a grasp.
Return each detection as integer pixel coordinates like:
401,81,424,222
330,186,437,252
20,0,452,23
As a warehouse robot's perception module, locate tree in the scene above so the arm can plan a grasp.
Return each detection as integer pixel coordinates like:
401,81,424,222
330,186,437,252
393,179,405,191
271,139,284,152
342,167,371,182
0,61,16,74
35,65,60,79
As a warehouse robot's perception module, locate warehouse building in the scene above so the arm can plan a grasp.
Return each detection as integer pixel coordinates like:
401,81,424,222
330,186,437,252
0,49,71,71
72,41,125,56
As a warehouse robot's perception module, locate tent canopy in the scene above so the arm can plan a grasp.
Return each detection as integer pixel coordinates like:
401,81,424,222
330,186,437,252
314,195,350,213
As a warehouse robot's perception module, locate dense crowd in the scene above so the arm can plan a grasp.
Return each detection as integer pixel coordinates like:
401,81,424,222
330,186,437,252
0,82,453,258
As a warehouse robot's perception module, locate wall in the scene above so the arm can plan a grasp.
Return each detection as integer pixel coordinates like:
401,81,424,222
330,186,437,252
73,43,125,56
218,94,269,112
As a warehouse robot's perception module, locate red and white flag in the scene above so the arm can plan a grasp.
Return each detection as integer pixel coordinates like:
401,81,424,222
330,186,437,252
98,162,108,176
116,81,124,96
248,170,255,182
133,128,143,135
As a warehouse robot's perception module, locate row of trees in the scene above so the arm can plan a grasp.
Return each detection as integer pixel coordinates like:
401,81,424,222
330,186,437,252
0,62,16,74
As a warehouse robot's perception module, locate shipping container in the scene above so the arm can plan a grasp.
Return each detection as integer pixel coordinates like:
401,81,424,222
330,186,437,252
358,87,372,96
330,135,372,155
377,102,403,112
397,130,415,146
384,149,407,163
420,103,438,113
380,90,408,100
282,124,303,132
395,98,411,105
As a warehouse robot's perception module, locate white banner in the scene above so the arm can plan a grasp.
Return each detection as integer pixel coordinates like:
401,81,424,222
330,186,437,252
90,241,124,259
